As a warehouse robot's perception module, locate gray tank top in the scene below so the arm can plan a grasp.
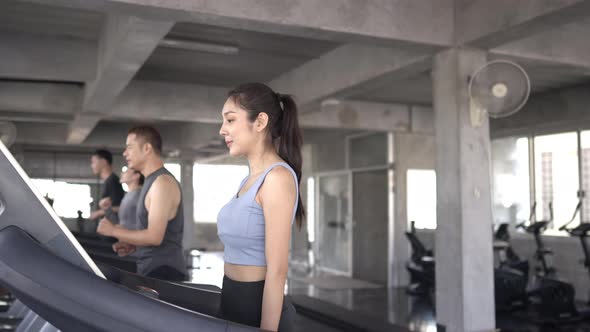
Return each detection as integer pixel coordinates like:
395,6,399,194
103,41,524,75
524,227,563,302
118,189,141,230
135,167,187,278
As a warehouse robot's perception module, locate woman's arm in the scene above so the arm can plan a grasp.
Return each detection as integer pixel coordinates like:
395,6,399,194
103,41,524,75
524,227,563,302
259,167,297,331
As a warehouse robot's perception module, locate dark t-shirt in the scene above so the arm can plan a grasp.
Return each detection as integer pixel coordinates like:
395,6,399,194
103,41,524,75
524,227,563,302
101,173,125,206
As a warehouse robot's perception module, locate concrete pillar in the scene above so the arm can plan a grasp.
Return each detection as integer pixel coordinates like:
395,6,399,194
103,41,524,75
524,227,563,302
181,159,194,250
432,48,495,332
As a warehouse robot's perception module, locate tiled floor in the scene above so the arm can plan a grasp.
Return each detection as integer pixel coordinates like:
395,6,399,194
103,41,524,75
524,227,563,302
287,283,590,332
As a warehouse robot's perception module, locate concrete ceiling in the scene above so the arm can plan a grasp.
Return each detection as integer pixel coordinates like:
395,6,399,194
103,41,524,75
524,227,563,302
357,58,590,105
2,0,590,158
136,23,339,86
0,1,103,41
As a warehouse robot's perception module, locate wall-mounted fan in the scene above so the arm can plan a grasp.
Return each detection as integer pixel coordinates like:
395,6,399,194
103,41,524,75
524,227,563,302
468,60,530,127
0,122,17,148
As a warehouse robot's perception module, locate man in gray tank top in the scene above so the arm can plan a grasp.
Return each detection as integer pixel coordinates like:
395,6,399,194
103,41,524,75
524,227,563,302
97,126,187,281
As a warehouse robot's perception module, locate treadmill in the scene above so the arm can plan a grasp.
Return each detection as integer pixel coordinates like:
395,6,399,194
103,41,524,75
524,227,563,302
0,141,262,332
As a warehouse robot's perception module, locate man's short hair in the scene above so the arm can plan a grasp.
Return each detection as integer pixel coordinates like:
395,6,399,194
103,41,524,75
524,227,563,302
128,125,162,156
92,149,113,165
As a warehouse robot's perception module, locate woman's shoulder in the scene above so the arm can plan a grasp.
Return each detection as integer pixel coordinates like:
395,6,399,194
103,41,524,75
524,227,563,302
263,163,297,190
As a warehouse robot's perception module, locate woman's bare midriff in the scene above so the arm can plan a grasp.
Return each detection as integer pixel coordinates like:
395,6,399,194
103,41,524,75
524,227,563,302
224,263,267,282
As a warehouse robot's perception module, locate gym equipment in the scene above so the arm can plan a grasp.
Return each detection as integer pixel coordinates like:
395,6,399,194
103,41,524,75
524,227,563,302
560,212,590,306
0,141,260,331
493,221,529,312
517,201,589,323
404,218,530,312
72,231,138,273
404,221,435,296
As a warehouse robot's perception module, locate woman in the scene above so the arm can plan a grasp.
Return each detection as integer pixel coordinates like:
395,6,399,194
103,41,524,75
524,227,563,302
217,83,304,331
99,167,144,231
117,167,144,231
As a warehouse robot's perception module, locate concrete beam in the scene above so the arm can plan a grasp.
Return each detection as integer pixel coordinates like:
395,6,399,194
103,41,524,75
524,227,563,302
0,80,436,132
269,44,431,110
20,0,453,48
0,32,97,82
107,81,226,123
456,0,590,48
66,114,103,144
84,14,173,111
0,81,225,123
14,123,69,147
70,14,174,143
300,100,434,132
0,82,81,114
15,121,222,153
491,19,590,69
0,111,72,124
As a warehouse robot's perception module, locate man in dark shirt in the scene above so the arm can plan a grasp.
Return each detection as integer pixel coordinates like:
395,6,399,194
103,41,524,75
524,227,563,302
89,149,125,222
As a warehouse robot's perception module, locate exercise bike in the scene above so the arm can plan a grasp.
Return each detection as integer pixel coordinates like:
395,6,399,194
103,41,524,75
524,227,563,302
404,218,530,310
405,221,435,296
517,201,588,324
560,205,590,306
493,215,530,312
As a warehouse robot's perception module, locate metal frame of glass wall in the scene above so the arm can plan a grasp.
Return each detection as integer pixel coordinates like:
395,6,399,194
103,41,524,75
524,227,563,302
312,132,393,276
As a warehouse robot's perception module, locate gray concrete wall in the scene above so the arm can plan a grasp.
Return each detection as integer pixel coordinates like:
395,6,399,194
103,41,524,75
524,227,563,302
304,129,351,173
352,169,389,284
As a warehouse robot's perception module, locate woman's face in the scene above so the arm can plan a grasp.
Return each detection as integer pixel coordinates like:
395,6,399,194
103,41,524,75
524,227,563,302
120,168,139,185
219,98,259,157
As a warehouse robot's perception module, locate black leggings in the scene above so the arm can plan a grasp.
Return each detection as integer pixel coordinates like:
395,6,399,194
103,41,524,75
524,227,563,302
219,275,295,331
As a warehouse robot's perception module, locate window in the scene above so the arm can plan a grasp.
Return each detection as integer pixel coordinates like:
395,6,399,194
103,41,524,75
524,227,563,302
534,133,579,234
407,169,436,229
491,137,530,226
579,131,590,222
193,164,249,223
164,163,181,183
30,179,93,218
306,177,315,242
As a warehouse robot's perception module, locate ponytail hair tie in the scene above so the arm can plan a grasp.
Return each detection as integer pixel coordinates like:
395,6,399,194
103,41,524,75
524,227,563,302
275,92,284,111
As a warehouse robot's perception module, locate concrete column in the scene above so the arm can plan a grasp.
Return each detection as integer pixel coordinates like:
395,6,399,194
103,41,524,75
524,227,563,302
432,48,495,332
181,159,194,250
